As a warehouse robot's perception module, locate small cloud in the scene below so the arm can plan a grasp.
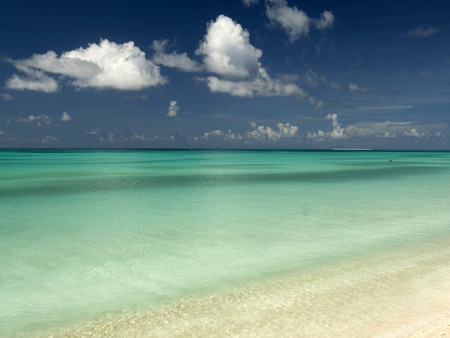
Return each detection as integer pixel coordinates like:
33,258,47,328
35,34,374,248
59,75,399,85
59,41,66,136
205,72,305,97
243,0,259,7
124,94,147,100
202,129,225,139
1,93,13,101
42,135,59,145
404,26,441,38
315,11,335,30
200,122,299,143
265,0,334,42
86,129,100,135
152,39,201,72
308,117,445,141
17,114,52,126
309,97,325,109
357,105,413,111
307,113,345,139
167,100,179,117
349,83,368,92
61,111,71,122
404,128,424,137
246,122,299,141
345,121,431,139
131,133,145,141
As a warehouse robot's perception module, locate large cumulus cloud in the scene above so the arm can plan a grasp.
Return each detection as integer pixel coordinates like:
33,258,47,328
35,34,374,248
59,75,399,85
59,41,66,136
196,15,304,97
6,39,166,92
197,15,262,80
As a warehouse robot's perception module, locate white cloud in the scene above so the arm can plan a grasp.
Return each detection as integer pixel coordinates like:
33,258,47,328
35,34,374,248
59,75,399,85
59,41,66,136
307,113,345,139
327,113,345,138
349,83,368,92
243,0,259,7
201,129,245,142
315,11,335,30
152,39,201,72
6,65,59,93
357,105,413,111
124,94,147,100
131,133,145,141
61,111,71,122
404,128,424,137
63,39,166,89
16,50,100,78
309,97,325,109
206,67,304,97
404,26,441,38
265,0,334,42
6,39,167,91
202,129,225,139
197,15,262,80
308,116,445,140
0,93,13,100
86,129,100,135
266,0,310,41
247,122,299,141
344,121,441,139
201,122,299,142
42,135,59,145
167,100,179,117
17,114,52,126
197,15,304,97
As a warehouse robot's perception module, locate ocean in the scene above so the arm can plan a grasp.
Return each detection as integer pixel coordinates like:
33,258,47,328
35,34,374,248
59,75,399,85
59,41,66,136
0,149,449,336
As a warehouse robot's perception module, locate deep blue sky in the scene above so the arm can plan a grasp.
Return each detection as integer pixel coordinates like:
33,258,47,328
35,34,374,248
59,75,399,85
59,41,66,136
1,0,449,149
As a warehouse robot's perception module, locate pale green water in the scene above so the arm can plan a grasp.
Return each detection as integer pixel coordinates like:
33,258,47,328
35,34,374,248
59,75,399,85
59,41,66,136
0,150,449,336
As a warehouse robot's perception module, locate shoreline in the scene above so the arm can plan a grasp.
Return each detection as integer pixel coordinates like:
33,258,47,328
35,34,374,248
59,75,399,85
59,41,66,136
38,239,450,337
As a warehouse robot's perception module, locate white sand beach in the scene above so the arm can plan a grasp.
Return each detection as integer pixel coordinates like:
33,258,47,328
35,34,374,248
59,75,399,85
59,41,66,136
42,239,450,337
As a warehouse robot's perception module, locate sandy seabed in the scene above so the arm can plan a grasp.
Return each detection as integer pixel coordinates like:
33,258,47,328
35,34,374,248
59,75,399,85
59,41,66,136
35,238,450,338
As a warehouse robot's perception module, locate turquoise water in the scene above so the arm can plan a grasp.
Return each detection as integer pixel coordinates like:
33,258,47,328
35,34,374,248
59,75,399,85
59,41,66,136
0,150,449,336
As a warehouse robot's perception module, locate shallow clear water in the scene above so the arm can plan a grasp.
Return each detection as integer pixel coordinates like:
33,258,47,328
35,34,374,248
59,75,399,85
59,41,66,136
0,150,449,336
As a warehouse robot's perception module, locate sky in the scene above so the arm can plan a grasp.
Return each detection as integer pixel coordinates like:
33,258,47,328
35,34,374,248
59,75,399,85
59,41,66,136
0,0,449,149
